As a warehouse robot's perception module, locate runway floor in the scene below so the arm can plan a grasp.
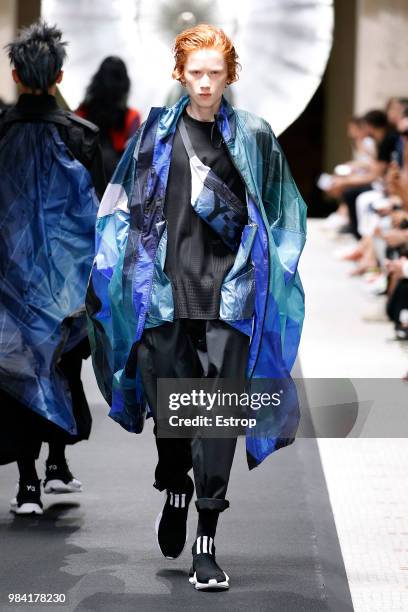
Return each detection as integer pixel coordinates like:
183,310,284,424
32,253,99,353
1,219,406,611
0,395,353,612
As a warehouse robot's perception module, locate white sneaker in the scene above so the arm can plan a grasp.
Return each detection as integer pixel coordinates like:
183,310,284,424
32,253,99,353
323,213,349,231
43,462,82,494
10,481,43,515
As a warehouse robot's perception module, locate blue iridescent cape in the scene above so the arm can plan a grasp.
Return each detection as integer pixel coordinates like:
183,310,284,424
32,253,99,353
0,122,98,435
86,95,307,468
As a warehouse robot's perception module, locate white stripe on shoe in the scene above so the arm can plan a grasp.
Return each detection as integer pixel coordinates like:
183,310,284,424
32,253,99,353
194,536,215,555
168,492,189,508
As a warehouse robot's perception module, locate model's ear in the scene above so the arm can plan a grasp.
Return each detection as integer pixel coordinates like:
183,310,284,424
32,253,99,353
12,69,20,84
56,70,63,84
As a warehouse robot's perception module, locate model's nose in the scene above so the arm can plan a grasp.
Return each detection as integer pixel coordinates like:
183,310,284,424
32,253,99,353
200,74,210,88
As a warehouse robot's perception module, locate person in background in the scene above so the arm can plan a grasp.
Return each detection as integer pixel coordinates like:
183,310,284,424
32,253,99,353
320,116,377,231
348,116,377,167
322,110,401,238
0,20,105,515
77,56,141,180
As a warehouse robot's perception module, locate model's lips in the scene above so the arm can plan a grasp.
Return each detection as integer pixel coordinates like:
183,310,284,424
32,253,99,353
199,93,212,96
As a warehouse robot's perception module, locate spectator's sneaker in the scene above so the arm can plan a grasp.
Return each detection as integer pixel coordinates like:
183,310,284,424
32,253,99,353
396,326,408,341
189,536,230,590
322,213,349,232
43,462,82,494
155,475,194,559
10,480,43,515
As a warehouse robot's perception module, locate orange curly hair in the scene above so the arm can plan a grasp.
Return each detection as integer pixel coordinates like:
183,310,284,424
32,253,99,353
172,24,240,85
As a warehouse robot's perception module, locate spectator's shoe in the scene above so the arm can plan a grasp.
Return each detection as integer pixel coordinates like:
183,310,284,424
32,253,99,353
10,480,43,515
189,536,230,590
155,475,194,559
43,462,82,494
322,212,349,232
396,325,408,341
337,223,354,235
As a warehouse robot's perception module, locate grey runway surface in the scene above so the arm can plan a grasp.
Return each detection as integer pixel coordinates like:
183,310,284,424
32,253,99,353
0,360,354,612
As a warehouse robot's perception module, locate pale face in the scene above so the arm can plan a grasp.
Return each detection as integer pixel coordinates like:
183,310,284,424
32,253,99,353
182,48,228,115
387,99,404,127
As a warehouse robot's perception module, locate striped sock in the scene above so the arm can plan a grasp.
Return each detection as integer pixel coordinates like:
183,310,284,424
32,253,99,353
193,535,215,556
168,492,187,508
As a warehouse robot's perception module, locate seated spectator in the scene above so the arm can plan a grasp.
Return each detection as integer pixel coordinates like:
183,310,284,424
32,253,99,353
386,257,408,340
320,97,408,379
344,116,408,273
324,102,408,238
77,56,141,180
319,116,377,231
348,116,377,168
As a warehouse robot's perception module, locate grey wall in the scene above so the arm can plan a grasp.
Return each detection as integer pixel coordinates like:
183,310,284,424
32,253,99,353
354,0,408,113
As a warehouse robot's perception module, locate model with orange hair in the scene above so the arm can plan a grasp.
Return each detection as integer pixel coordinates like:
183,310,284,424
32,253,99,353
87,23,307,592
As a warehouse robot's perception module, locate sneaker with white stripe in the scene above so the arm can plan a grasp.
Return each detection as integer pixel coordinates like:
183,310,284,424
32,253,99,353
155,475,194,559
189,536,230,590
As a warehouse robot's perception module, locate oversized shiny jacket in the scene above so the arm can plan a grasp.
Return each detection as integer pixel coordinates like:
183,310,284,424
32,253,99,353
0,96,101,434
86,95,307,468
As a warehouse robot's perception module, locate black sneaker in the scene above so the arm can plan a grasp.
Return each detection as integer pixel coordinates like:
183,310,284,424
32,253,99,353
189,536,230,590
44,461,82,494
10,479,43,515
155,475,194,559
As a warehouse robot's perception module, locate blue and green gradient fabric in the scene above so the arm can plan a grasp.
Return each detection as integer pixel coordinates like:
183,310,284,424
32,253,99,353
86,95,307,468
0,122,98,435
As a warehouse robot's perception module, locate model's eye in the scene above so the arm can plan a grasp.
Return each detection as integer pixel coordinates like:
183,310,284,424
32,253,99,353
191,71,201,75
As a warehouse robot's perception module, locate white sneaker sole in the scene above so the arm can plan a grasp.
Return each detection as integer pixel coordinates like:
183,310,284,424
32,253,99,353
44,479,82,494
189,571,230,590
154,499,189,560
10,500,43,515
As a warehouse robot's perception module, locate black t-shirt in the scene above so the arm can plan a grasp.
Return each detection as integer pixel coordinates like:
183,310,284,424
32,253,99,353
377,130,399,164
164,108,247,319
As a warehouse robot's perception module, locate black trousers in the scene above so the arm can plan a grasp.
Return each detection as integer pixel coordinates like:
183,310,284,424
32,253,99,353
136,319,249,512
387,278,408,326
342,184,372,239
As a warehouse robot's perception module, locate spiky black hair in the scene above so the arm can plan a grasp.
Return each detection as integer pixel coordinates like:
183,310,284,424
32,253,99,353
6,20,67,92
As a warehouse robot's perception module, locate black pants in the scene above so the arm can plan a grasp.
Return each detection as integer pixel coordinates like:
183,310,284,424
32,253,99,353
387,279,408,326
136,319,249,512
342,184,372,239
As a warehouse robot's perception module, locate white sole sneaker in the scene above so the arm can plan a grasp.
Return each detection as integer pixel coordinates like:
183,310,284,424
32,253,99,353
43,479,82,494
10,498,43,515
189,571,230,590
154,503,189,560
